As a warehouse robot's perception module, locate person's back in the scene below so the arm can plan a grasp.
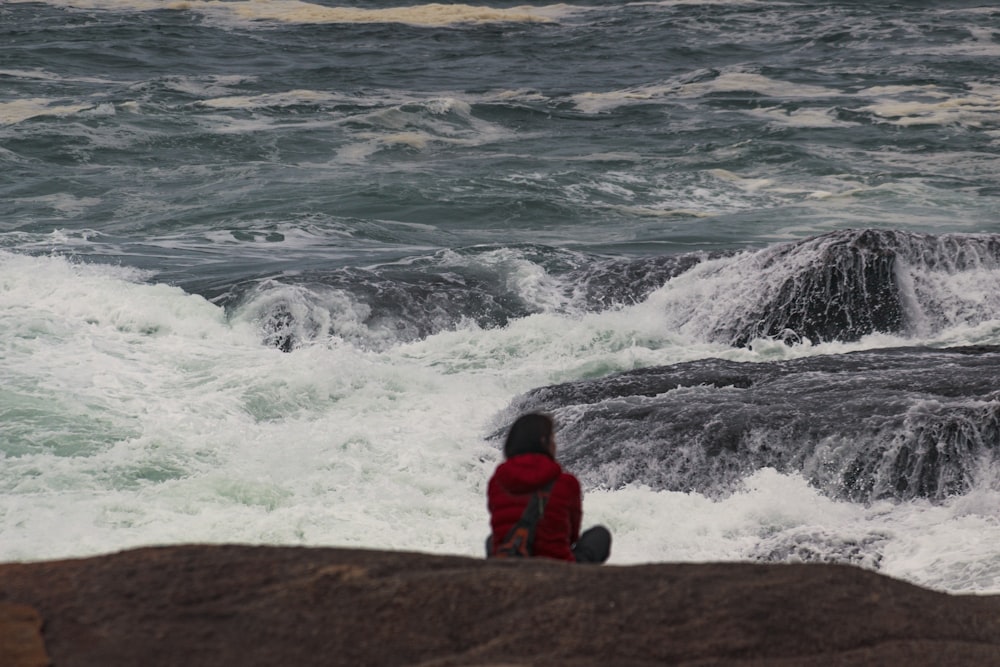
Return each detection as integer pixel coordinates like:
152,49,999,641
488,451,580,561
486,413,611,563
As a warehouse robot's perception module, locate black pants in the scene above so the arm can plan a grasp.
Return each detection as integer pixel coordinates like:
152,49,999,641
486,525,612,563
572,526,612,564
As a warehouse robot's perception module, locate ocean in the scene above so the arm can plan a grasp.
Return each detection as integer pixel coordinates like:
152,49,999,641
3,0,1000,595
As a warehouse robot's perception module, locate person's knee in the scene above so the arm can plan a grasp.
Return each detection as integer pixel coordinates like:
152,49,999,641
574,525,612,564
590,525,612,558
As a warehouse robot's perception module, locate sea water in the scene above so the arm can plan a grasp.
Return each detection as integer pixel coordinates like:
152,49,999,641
2,0,1000,594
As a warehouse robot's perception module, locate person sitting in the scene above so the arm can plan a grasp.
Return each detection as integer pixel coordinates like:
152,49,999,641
486,412,611,563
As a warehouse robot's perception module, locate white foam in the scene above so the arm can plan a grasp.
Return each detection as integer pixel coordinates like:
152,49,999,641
744,106,853,129
572,73,838,114
857,83,1000,128
162,74,256,97
624,0,763,5
877,493,1000,593
0,98,96,125
216,1,569,26
199,89,338,110
683,72,835,99
8,0,574,27
334,96,517,162
578,467,1000,592
1,250,999,593
0,69,120,85
572,83,679,114
10,194,103,216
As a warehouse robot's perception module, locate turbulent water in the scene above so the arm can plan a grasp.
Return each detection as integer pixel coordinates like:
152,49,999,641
3,0,1000,594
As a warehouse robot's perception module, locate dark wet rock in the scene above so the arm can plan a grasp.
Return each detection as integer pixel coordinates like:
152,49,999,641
502,345,1000,502
218,229,1000,351
238,266,537,352
219,245,721,351
726,229,907,346
1,545,999,667
567,251,723,310
695,228,1000,347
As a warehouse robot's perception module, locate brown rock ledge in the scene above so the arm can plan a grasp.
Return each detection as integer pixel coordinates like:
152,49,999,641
0,602,49,667
1,545,998,666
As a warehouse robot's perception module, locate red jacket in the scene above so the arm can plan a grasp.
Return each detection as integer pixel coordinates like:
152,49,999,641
487,453,582,561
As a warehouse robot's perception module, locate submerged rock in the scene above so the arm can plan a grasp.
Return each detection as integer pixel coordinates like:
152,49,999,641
749,528,888,571
0,545,998,667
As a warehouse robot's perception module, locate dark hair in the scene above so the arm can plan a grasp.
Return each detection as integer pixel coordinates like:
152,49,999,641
503,413,554,459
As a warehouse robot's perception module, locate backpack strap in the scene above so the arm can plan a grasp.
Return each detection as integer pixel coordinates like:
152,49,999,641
491,479,557,559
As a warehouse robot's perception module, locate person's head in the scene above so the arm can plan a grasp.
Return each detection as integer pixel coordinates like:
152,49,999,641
503,412,555,459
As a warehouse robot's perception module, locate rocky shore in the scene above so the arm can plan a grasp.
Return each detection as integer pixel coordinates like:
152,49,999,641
2,545,999,666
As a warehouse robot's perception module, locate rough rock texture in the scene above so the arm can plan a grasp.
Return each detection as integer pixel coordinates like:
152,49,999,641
0,603,49,667
501,345,1000,503
726,229,907,347
1,545,999,667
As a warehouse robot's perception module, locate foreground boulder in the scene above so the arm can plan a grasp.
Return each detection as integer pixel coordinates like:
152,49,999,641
1,545,998,666
0,603,48,667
